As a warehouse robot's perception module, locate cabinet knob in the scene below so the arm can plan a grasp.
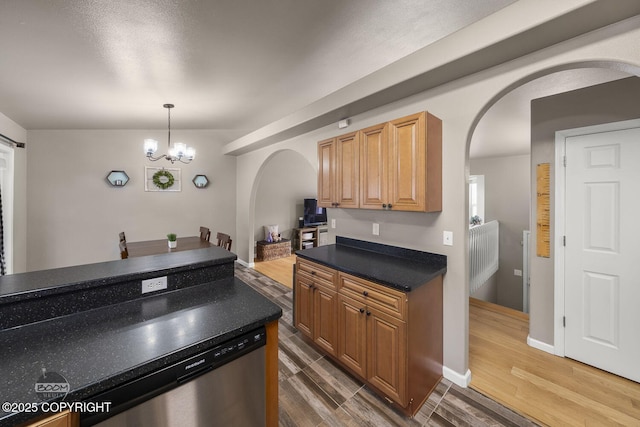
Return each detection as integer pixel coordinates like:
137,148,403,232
366,311,371,316
310,284,315,289
388,204,392,209
359,308,365,314
363,291,368,297
382,204,387,208
310,271,316,275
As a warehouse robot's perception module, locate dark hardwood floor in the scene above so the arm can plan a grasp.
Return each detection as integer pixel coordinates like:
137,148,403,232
236,264,538,426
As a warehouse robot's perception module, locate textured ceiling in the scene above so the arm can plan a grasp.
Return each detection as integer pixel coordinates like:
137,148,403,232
0,0,517,133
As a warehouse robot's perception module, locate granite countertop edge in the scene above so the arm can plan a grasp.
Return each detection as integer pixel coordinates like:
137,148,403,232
0,248,237,305
295,237,447,292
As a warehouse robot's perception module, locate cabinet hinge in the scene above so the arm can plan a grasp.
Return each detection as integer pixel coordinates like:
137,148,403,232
563,316,566,327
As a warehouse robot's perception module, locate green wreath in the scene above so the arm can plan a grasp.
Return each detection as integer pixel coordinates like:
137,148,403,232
152,170,175,189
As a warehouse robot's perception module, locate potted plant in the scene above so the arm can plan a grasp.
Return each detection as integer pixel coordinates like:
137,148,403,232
167,233,177,248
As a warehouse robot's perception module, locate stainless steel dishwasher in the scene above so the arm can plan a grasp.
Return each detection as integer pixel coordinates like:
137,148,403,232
81,327,266,427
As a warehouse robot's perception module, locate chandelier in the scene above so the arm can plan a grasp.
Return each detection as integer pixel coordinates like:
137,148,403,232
144,104,195,164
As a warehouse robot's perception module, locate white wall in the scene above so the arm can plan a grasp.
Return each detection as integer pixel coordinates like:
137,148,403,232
0,113,27,273
470,155,530,311
234,17,640,382
26,129,236,271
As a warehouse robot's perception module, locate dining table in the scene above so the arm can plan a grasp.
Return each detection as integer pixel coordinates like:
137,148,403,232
127,236,213,257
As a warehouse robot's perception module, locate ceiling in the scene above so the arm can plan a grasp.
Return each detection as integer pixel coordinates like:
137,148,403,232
0,1,632,157
0,0,517,132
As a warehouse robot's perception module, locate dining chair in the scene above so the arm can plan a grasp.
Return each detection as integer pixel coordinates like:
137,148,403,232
119,241,129,259
199,226,211,242
216,232,232,251
119,231,126,243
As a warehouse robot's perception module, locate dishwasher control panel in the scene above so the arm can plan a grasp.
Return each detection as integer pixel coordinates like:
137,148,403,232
178,327,266,381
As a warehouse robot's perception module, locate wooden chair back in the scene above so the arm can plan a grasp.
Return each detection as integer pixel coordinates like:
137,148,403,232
216,232,232,251
199,226,211,242
119,241,129,259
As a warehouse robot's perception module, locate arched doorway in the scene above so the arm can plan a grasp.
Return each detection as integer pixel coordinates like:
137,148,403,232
248,149,316,285
464,62,640,424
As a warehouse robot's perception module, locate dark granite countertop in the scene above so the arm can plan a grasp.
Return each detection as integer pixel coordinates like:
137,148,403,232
0,248,282,426
296,236,446,291
0,247,236,304
0,277,282,427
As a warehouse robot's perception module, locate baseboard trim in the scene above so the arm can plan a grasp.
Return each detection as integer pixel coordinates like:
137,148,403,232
527,335,555,354
443,366,472,388
235,259,254,268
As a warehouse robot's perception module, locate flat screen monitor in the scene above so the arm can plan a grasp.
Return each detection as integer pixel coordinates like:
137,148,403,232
303,198,327,226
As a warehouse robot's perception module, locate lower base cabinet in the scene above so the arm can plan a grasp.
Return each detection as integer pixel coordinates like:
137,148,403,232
26,411,77,427
295,258,442,416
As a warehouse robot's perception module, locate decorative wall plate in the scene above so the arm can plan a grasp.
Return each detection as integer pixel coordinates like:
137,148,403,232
192,174,209,188
106,170,129,187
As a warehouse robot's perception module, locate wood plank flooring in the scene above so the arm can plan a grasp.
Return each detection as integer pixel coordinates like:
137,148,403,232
253,254,296,288
469,298,640,426
238,263,537,426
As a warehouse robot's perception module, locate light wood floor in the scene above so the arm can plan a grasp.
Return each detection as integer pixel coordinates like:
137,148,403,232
469,297,640,426
253,254,296,288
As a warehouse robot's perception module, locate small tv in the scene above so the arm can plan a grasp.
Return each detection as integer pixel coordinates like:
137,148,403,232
303,198,327,226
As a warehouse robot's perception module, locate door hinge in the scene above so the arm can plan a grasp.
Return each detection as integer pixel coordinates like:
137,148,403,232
563,316,566,327
563,155,567,167
563,236,566,246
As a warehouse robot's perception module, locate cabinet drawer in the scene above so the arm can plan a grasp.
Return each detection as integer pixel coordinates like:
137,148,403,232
338,272,406,320
297,258,337,289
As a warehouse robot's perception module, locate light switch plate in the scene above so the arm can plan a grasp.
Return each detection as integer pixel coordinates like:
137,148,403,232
443,231,453,246
331,218,336,228
372,223,379,236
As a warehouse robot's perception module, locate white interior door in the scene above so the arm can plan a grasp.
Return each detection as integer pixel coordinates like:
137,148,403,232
564,125,640,382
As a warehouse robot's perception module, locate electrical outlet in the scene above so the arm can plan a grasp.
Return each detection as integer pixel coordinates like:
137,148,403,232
372,223,379,236
141,276,168,294
443,231,453,246
331,218,336,229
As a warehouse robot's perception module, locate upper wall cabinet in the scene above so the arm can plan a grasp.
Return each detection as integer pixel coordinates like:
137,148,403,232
319,111,442,213
318,131,360,209
387,112,442,212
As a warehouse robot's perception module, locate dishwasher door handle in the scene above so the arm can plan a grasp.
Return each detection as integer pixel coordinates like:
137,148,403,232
177,365,214,384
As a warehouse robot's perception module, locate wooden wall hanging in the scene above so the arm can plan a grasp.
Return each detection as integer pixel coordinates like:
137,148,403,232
536,163,550,257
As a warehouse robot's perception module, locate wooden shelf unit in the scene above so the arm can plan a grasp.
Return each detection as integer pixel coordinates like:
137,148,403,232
293,227,319,251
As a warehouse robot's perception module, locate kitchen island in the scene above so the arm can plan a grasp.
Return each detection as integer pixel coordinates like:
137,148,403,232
294,237,446,416
0,247,282,427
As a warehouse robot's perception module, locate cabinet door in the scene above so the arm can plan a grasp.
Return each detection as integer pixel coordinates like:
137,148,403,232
388,112,426,212
313,284,338,356
367,308,407,406
317,138,335,208
337,294,367,378
335,132,359,208
294,271,314,339
360,123,388,209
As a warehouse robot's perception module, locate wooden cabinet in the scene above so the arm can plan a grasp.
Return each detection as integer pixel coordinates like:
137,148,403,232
387,111,442,212
359,122,389,210
321,111,442,212
25,411,76,427
317,132,360,209
294,256,443,416
294,259,338,356
338,273,407,406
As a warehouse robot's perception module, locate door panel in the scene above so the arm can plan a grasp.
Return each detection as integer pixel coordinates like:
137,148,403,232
565,126,640,382
337,295,367,378
294,273,314,339
335,132,359,208
317,139,335,208
360,123,388,209
388,113,425,211
313,285,337,356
